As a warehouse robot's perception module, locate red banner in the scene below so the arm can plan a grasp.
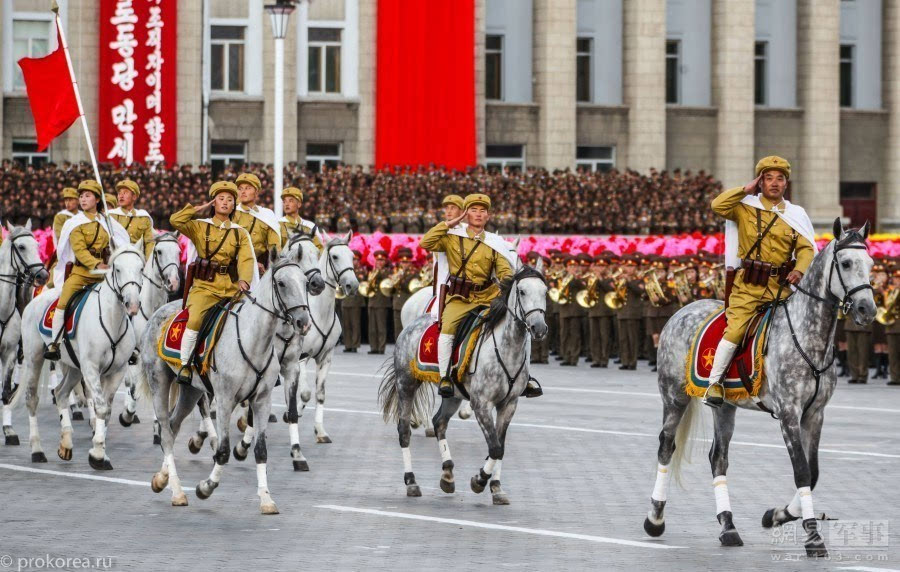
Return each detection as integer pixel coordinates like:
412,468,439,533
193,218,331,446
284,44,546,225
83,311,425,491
375,0,476,171
98,0,177,166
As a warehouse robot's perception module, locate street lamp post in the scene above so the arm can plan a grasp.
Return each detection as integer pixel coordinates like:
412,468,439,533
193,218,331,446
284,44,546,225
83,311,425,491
265,0,297,219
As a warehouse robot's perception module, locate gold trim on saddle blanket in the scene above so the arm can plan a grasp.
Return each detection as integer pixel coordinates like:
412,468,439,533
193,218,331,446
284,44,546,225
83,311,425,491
156,310,228,375
409,323,485,385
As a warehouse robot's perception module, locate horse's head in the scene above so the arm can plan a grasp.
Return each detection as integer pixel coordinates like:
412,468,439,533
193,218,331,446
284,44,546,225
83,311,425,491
503,265,548,340
4,220,49,287
104,242,145,316
269,255,311,333
829,218,876,326
284,228,325,295
151,232,181,294
324,232,359,298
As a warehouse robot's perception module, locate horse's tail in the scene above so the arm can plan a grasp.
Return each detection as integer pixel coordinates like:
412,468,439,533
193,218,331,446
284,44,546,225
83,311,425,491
8,364,28,409
377,358,432,426
168,382,180,413
670,398,706,488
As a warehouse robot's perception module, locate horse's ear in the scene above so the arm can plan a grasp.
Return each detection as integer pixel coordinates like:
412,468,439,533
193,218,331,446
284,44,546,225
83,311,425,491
24,218,32,232
5,221,13,233
345,229,353,243
511,237,520,249
534,256,544,273
860,220,870,240
269,246,279,265
832,217,843,240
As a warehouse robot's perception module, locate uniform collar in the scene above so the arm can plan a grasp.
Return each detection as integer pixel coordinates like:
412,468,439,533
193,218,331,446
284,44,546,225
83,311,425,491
211,216,232,229
84,211,98,221
240,203,258,213
759,195,785,212
466,226,485,241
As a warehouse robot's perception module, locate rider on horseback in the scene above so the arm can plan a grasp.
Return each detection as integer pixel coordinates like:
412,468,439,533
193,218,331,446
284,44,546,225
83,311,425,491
279,186,323,251
233,173,281,271
45,180,129,361
169,181,257,384
420,193,542,399
705,156,816,407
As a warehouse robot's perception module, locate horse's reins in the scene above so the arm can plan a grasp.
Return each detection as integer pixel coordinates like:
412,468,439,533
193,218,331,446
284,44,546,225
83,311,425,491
302,243,354,362
288,230,325,285
0,233,46,337
139,236,181,320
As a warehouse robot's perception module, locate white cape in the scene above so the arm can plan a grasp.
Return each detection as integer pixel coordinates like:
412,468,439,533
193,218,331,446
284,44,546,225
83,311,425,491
53,210,77,247
184,218,260,290
237,204,281,241
53,213,131,290
724,195,818,269
429,224,519,319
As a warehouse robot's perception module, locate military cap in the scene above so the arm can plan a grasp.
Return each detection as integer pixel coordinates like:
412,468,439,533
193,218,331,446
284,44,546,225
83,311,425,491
564,254,578,266
442,194,464,209
104,193,118,208
209,180,239,200
77,180,103,198
525,251,540,262
351,249,363,259
755,155,791,180
373,250,389,260
397,247,414,262
115,179,140,197
281,187,303,201
62,187,79,200
235,173,262,191
576,253,592,265
463,193,491,210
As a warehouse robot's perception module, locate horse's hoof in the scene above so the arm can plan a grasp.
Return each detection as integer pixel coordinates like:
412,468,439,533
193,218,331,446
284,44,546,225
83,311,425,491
236,417,247,432
88,455,113,471
57,446,72,461
406,484,422,497
260,503,280,515
293,460,309,472
188,438,202,455
492,493,510,505
643,517,665,537
425,428,436,438
71,411,84,421
805,543,828,558
195,480,217,500
5,434,19,446
118,412,133,428
171,493,188,506
762,508,776,528
470,476,487,494
131,414,140,424
151,472,169,493
315,434,332,444
153,434,161,446
719,528,744,547
440,477,455,494
31,452,47,463
233,445,248,462
282,412,290,424
268,413,277,423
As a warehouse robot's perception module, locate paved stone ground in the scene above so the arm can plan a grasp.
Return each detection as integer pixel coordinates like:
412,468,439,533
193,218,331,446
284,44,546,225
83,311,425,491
0,349,898,571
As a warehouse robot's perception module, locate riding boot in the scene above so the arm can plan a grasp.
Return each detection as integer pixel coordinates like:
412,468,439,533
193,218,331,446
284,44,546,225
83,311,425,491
437,333,454,398
704,339,738,408
837,349,848,377
43,308,66,361
177,329,199,385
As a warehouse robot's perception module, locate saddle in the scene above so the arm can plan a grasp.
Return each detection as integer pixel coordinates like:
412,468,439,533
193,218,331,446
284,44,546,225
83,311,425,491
38,287,94,342
685,306,774,401
157,303,230,376
410,306,489,385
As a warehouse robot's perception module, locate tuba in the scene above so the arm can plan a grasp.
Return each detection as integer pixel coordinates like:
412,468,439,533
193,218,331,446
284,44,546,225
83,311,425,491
710,263,726,300
548,273,573,304
358,269,379,298
379,268,405,297
876,288,899,326
576,274,600,309
641,268,669,307
671,267,694,305
604,269,627,310
409,266,433,293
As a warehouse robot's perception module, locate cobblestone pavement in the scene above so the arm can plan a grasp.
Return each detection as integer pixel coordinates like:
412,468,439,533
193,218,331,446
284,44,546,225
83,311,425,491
0,349,898,571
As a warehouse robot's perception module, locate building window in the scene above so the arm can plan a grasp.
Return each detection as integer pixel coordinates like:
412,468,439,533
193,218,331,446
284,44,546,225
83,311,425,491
576,37,592,103
754,41,767,106
306,143,342,172
12,20,52,90
211,26,246,92
308,28,342,94
665,40,680,104
485,34,503,101
840,44,854,107
210,141,247,174
11,140,49,167
576,146,615,172
485,144,524,172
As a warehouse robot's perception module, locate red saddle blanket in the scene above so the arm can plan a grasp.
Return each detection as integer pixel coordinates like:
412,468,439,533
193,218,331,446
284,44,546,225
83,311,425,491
685,306,773,400
157,307,227,374
38,292,91,340
410,308,488,384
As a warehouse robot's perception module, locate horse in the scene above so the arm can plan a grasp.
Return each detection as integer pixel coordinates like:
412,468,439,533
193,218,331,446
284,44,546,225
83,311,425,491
17,241,146,469
140,253,311,512
643,219,876,557
379,261,548,505
114,232,182,428
0,222,50,446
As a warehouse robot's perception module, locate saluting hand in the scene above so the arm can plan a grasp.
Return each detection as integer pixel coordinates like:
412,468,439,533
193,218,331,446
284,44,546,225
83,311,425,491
743,175,762,195
447,209,469,229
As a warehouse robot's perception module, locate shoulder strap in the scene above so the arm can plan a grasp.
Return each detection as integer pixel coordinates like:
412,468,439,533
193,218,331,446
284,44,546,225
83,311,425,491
85,221,101,250
746,208,778,261
455,235,482,278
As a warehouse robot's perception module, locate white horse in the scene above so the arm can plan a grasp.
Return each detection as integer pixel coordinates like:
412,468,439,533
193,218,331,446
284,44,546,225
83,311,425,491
118,232,182,429
18,242,145,469
0,222,49,446
140,253,311,511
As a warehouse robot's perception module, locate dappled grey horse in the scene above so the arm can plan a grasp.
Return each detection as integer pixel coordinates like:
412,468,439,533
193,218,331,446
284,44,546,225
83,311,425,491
379,262,548,505
0,222,49,446
140,253,310,512
644,220,876,557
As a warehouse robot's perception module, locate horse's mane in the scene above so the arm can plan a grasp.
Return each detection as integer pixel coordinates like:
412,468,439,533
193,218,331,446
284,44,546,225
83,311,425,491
835,228,867,250
4,225,33,244
480,265,546,333
326,235,349,248
154,231,179,244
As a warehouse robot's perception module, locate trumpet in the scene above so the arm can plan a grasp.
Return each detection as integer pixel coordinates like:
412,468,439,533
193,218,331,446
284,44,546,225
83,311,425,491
358,269,379,298
379,267,407,297
548,274,574,304
408,266,433,293
576,274,600,309
604,269,627,310
876,288,899,326
710,263,726,300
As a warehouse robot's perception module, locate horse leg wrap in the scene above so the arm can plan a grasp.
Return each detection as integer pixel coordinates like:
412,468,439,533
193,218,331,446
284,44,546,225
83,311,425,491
713,475,732,514
651,463,670,502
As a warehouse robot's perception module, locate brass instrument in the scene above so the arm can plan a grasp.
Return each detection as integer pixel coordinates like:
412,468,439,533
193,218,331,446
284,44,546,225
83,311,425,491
358,269,379,298
604,269,627,310
576,274,600,309
640,268,669,307
710,263,726,300
876,288,899,326
408,266,433,293
379,267,406,297
670,267,693,305
549,274,574,304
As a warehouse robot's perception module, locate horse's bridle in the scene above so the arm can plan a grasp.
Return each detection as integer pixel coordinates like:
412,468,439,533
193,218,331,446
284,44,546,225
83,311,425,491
0,232,47,289
323,243,354,293
794,233,872,314
142,236,180,290
509,276,547,331
244,261,309,326
287,232,325,285
104,250,145,305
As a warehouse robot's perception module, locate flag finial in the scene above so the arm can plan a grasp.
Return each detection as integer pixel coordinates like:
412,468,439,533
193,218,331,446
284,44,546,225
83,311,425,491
51,0,59,14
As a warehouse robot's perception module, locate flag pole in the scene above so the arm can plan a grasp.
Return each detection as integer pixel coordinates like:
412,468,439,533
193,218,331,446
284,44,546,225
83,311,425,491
51,0,117,247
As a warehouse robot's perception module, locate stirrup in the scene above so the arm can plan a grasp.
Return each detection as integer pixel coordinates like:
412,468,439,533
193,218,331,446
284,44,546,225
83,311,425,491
44,343,61,361
523,376,543,398
438,377,454,398
176,365,193,385
702,381,725,408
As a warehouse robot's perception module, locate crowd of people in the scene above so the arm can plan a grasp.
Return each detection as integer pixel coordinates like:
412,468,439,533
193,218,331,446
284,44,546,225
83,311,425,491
0,160,724,235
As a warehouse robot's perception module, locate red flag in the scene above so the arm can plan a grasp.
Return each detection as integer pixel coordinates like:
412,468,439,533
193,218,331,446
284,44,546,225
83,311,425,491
17,26,80,151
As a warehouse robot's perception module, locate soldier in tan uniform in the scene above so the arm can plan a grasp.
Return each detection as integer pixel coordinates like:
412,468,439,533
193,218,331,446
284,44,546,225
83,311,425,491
279,186,323,250
169,181,256,383
52,187,80,244
442,194,464,221
108,179,154,260
705,156,816,406
232,173,280,270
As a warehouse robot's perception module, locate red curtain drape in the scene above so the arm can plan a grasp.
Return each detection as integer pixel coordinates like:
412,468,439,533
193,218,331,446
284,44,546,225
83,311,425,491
375,0,476,171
